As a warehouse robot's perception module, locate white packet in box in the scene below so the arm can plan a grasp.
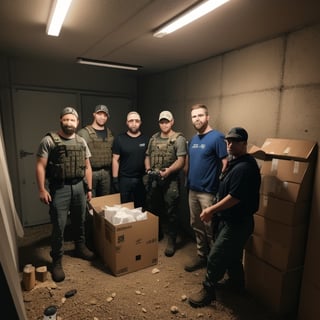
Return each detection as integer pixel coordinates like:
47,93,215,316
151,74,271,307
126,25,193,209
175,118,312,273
112,210,136,225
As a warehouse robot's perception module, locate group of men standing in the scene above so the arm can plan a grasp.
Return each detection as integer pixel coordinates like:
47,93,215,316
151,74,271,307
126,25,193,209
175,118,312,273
36,103,261,309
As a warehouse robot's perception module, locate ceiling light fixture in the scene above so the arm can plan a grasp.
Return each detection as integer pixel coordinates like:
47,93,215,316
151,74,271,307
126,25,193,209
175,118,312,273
76,57,142,71
153,0,230,38
47,0,73,37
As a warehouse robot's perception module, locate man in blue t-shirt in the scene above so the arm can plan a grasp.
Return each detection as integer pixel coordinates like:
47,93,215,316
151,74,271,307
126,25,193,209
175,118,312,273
185,104,228,272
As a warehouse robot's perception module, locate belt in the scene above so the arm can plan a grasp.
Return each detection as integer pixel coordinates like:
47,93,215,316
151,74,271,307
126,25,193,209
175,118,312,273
64,178,83,185
92,166,110,171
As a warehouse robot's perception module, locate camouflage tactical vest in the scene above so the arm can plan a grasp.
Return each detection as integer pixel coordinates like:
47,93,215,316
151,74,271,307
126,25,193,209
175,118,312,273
149,132,183,170
46,132,86,183
84,126,113,169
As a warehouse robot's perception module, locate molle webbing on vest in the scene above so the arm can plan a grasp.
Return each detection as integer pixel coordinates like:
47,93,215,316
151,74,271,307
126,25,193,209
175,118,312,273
46,132,86,182
85,126,113,169
149,132,182,170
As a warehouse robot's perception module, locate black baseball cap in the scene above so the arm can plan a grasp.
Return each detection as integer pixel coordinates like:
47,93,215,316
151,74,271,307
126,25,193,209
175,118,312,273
225,127,248,141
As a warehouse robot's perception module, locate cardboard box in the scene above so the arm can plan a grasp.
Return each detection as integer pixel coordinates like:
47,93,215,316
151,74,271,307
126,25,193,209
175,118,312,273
253,214,307,248
260,158,310,184
260,175,309,203
246,234,306,271
245,252,303,315
249,138,317,161
89,194,159,276
257,194,310,225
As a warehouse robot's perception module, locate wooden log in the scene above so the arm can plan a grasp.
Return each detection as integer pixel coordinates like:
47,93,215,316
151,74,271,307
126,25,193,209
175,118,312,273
23,264,35,290
36,266,48,282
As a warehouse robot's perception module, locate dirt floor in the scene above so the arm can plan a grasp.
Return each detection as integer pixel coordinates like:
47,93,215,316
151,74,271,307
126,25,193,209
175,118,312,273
18,224,282,320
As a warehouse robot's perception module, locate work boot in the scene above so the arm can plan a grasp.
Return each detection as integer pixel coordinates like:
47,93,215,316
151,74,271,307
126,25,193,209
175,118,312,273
188,281,216,308
164,237,176,257
52,258,65,282
184,255,207,272
75,243,96,261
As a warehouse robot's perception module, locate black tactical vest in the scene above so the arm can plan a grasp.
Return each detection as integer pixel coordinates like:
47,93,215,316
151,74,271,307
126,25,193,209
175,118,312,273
84,126,113,169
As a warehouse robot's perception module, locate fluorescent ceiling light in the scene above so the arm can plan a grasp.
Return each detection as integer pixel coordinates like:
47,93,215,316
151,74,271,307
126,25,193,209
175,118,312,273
76,57,142,71
153,0,230,38
47,0,73,37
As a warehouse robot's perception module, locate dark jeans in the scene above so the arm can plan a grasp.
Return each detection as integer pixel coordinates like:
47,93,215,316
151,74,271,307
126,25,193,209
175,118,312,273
49,181,87,260
119,176,146,208
206,215,254,286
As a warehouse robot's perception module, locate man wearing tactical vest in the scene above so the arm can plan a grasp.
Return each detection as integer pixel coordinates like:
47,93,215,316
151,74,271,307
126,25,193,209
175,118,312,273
77,104,114,197
145,110,187,257
36,107,95,283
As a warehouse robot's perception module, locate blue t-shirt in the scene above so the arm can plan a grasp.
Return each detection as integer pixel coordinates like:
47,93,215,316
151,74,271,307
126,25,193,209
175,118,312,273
188,130,228,193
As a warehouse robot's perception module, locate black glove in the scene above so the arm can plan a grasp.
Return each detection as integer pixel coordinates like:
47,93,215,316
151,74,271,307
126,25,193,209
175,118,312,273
112,177,120,193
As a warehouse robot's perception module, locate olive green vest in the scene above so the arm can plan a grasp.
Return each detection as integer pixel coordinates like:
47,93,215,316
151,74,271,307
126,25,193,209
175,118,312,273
84,126,114,169
46,132,86,182
149,132,183,170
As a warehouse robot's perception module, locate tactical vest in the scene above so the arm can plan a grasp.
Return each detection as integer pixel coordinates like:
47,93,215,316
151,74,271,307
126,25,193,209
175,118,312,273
84,126,113,169
149,132,183,170
46,132,86,183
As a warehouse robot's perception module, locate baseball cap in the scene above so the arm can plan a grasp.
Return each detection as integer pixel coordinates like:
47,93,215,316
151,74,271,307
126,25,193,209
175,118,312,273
127,111,141,121
225,127,248,141
60,107,79,119
159,110,173,121
95,105,110,117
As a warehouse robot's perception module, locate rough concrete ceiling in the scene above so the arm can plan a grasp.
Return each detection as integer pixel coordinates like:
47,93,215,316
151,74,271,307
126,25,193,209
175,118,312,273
1,0,320,75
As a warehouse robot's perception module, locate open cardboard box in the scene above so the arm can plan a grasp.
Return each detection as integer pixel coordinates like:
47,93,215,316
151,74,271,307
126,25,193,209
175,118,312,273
89,194,159,276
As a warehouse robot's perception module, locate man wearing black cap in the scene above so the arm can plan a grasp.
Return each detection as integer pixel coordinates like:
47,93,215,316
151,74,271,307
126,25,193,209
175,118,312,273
36,107,95,283
78,105,114,196
188,127,261,308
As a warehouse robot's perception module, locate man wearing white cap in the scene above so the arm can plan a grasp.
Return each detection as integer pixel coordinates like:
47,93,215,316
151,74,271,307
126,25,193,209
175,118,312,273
145,110,187,257
112,111,149,208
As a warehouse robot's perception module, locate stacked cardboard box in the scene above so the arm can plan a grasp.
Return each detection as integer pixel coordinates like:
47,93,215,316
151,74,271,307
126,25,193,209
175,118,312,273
297,198,320,320
245,138,316,316
89,194,159,276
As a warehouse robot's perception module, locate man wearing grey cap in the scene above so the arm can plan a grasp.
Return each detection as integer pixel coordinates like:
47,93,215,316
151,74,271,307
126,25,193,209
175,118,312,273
145,110,187,257
188,127,261,307
36,107,95,283
78,105,114,197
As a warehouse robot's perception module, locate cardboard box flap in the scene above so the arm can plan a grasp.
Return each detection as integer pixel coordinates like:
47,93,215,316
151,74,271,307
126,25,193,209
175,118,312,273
249,139,317,161
90,194,135,214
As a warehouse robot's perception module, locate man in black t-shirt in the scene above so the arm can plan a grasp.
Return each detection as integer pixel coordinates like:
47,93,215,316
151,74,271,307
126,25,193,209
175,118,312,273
112,111,148,208
188,127,261,308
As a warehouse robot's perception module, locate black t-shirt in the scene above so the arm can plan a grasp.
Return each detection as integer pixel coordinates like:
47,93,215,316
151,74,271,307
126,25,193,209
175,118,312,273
112,132,149,178
218,154,261,222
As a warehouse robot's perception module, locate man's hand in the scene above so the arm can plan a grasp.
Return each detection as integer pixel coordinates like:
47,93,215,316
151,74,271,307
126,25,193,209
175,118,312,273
39,189,51,205
112,177,120,193
200,207,213,223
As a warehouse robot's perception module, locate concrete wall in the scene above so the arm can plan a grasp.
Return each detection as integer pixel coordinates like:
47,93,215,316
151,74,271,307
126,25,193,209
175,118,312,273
138,23,320,318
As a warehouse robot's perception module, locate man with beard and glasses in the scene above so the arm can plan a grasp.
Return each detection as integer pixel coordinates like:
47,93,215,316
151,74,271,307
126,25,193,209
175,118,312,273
184,104,228,273
36,107,95,283
112,111,149,208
